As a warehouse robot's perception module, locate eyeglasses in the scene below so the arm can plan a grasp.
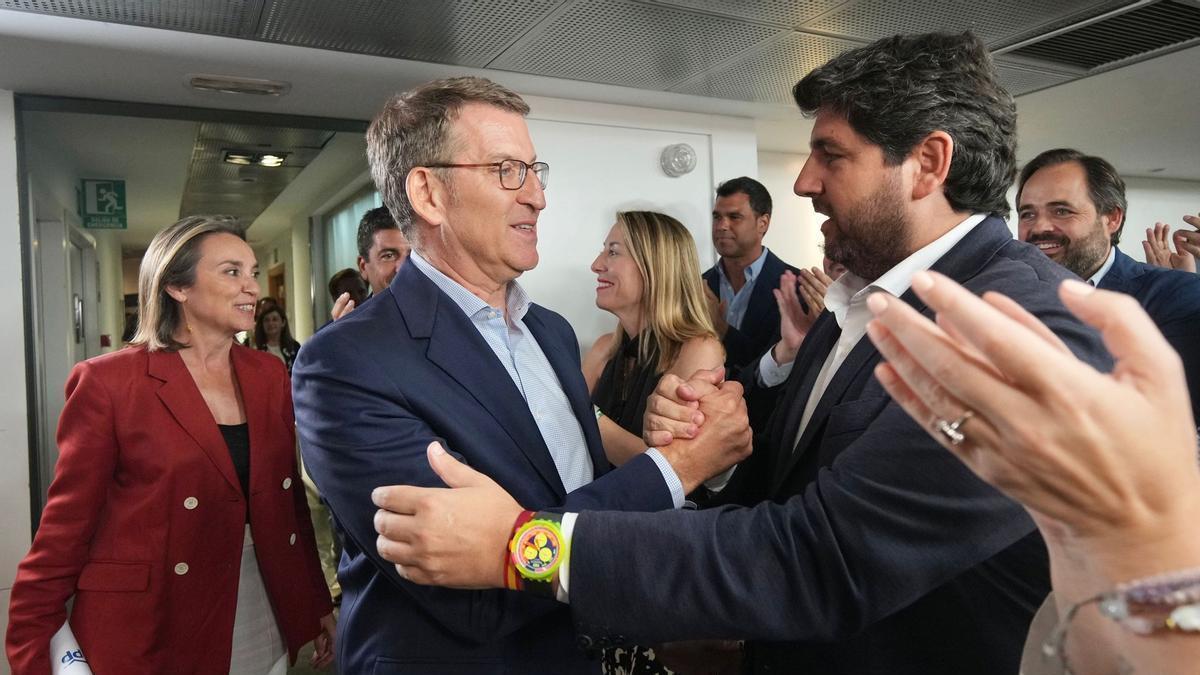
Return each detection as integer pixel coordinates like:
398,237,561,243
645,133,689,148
425,159,550,191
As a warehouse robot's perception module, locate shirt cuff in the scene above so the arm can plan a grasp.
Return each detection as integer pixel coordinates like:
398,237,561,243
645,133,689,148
645,448,686,509
758,348,794,388
555,512,577,603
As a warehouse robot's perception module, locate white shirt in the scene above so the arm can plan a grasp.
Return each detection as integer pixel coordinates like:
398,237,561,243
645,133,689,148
1087,247,1116,287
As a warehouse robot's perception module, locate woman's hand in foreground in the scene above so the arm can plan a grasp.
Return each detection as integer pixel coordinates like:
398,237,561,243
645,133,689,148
863,271,1200,550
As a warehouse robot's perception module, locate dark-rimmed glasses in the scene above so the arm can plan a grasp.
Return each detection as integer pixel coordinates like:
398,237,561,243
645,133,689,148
425,159,550,191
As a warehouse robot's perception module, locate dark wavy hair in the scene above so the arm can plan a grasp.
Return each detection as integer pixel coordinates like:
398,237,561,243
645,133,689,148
716,176,772,216
793,31,1017,218
1016,148,1128,245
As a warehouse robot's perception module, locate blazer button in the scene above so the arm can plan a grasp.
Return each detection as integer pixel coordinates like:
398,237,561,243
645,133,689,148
183,497,199,510
289,532,297,545
174,562,189,575
282,477,293,490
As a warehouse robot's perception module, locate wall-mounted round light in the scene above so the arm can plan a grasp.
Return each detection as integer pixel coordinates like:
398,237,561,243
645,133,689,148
660,143,697,177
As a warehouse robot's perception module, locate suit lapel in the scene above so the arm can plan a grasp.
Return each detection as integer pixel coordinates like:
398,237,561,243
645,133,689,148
397,264,567,497
149,349,242,495
524,308,607,476
767,216,1014,494
768,314,839,485
772,335,880,494
740,252,782,332
1097,249,1136,293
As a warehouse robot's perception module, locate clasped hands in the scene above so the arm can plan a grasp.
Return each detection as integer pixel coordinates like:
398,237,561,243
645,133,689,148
368,371,751,589
642,367,753,494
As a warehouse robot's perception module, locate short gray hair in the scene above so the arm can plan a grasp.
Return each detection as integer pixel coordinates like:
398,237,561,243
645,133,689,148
365,76,530,244
130,215,245,351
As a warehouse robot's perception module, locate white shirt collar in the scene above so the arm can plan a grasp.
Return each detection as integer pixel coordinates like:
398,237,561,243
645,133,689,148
1087,246,1117,286
409,250,531,322
824,213,988,328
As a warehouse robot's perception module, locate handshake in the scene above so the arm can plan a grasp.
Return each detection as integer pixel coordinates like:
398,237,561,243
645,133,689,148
641,367,753,494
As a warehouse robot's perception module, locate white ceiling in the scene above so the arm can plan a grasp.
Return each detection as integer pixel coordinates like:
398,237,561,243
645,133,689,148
2,7,1197,245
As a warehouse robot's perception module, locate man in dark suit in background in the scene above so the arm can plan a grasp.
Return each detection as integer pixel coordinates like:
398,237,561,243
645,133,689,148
1017,148,1200,424
369,32,1112,675
703,177,800,377
293,76,747,674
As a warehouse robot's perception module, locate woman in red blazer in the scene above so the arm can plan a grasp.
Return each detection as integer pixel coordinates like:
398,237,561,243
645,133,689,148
7,216,335,674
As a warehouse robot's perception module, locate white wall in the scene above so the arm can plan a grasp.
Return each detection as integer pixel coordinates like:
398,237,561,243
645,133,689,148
0,89,31,675
757,151,823,269
517,96,758,351
1118,177,1200,261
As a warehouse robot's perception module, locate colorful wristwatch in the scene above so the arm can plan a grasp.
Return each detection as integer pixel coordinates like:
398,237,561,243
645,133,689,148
506,510,567,598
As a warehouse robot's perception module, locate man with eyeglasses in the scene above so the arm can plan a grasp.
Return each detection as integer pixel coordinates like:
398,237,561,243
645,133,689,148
291,76,749,674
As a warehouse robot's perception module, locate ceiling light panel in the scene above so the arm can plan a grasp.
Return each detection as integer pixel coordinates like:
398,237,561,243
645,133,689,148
801,0,1133,46
491,0,783,89
672,31,863,103
645,0,852,28
0,0,263,36
257,0,564,67
993,63,1080,96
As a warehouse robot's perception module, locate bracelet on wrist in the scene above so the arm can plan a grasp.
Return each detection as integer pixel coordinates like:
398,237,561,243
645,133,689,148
1043,565,1200,674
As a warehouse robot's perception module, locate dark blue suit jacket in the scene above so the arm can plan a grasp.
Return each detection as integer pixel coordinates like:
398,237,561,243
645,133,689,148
704,249,800,379
292,261,673,674
568,217,1112,675
1098,248,1200,425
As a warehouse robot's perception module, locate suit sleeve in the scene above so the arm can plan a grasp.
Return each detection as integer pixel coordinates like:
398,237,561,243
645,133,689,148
566,275,1105,644
292,329,669,646
276,366,336,615
567,401,1036,643
6,362,118,675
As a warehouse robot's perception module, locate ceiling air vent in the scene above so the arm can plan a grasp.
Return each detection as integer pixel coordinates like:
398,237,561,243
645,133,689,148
1008,0,1200,71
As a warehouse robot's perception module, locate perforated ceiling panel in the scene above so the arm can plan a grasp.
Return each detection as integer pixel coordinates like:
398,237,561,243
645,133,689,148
993,63,1079,96
646,0,850,28
0,0,262,36
802,0,1130,46
672,31,862,103
258,0,564,67
491,0,782,89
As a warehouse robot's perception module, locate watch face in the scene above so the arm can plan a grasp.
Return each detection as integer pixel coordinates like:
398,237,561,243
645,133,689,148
511,521,563,580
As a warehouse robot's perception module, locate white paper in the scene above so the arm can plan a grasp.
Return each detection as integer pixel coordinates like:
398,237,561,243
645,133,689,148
50,621,93,674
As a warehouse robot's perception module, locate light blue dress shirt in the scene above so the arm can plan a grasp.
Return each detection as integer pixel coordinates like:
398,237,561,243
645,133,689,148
408,253,684,503
716,246,771,329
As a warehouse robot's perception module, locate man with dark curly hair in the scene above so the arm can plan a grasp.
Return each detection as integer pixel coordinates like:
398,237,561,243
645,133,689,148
369,32,1111,675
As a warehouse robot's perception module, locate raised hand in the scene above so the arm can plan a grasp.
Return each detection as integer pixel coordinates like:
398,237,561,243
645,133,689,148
773,268,832,365
863,271,1200,546
1143,222,1196,272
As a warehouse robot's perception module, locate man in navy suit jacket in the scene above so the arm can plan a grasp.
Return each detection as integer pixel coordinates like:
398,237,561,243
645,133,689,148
703,177,800,378
1017,148,1200,424
369,33,1112,675
292,77,749,674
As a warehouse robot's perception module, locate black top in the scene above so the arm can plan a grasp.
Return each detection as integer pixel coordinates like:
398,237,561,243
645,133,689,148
218,423,251,509
591,334,660,437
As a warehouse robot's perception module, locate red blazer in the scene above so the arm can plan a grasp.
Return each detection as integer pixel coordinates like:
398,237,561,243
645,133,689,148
7,345,333,675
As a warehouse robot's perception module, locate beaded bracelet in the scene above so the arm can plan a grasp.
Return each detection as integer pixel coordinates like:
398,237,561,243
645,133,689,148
1042,565,1200,674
